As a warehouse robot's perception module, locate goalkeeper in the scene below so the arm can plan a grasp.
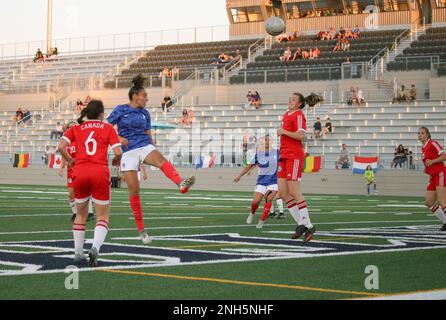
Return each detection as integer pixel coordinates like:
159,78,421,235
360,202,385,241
365,165,377,196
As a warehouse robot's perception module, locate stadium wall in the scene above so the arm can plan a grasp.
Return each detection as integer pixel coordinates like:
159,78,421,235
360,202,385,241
0,165,426,197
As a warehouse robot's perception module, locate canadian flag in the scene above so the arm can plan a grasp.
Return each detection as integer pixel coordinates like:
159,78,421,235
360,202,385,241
49,154,62,169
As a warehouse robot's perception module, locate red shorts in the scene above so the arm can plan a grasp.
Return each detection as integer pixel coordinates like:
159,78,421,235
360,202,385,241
73,164,111,205
278,156,304,181
427,169,446,191
67,170,74,188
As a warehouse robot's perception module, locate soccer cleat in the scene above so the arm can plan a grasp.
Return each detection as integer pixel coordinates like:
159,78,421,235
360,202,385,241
139,230,153,245
87,213,96,222
303,226,317,243
277,213,285,220
268,211,277,219
179,176,196,194
440,224,446,232
256,220,265,229
74,253,87,265
71,214,76,223
246,213,255,225
291,225,308,240
88,247,99,267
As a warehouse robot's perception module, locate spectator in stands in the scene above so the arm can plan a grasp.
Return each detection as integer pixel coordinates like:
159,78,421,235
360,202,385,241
335,144,350,169
347,87,356,106
291,47,302,61
313,117,322,139
333,39,342,52
327,27,337,40
409,84,417,101
392,85,410,104
342,38,351,51
161,96,173,112
301,49,310,60
251,91,262,109
280,47,292,62
41,146,51,164
277,33,290,43
76,99,84,114
159,67,170,77
391,145,408,169
50,122,64,140
339,27,346,37
323,117,333,136
33,49,44,63
290,31,299,42
344,56,352,64
177,109,194,127
352,25,361,39
354,87,365,106
310,47,320,59
171,67,180,79
316,30,327,41
345,27,353,38
13,108,24,123
22,109,31,124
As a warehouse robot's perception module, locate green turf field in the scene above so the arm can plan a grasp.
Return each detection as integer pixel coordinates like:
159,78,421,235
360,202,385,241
0,184,445,300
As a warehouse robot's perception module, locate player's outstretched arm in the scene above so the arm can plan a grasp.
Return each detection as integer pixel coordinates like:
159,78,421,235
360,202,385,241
234,164,255,182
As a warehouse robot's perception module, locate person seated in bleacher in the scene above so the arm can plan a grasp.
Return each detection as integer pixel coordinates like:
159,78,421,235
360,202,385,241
327,27,337,40
13,108,24,123
342,38,351,51
22,109,31,125
289,31,299,42
161,96,173,112
309,47,320,59
391,145,408,169
322,117,333,137
159,67,171,77
347,87,356,106
251,91,262,109
313,117,322,139
291,47,302,61
333,39,342,52
280,47,292,62
276,33,290,43
50,122,64,140
352,25,361,39
354,87,365,106
33,48,44,63
392,85,410,104
344,56,352,64
316,30,327,41
301,49,310,60
345,27,353,39
177,109,194,127
42,146,50,165
409,84,417,101
335,144,350,170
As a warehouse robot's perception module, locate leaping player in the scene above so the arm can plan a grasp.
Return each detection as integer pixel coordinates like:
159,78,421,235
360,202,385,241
234,135,279,229
277,93,316,242
107,74,196,244
418,127,446,231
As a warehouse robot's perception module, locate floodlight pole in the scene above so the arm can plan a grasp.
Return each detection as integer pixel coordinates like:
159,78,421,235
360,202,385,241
47,0,53,54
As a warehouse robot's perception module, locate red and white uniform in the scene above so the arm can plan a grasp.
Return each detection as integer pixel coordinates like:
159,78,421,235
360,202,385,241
66,143,76,188
278,109,306,181
62,120,121,205
422,139,446,191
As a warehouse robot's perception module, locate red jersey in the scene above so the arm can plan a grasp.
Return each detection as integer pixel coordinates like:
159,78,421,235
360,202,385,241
66,143,76,175
280,109,306,159
62,120,121,167
422,139,445,175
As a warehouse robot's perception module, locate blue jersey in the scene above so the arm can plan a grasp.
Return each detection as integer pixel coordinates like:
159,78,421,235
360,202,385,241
107,104,152,153
250,149,279,186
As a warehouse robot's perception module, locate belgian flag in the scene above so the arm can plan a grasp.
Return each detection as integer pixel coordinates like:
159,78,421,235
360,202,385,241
303,156,322,173
13,153,30,168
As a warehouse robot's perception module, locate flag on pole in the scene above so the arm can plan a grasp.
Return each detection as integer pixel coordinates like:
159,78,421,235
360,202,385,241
48,154,62,169
195,155,216,169
303,156,322,173
13,153,29,168
352,156,379,174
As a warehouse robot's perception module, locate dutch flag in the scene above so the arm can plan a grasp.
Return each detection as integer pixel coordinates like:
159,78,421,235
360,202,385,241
352,156,379,174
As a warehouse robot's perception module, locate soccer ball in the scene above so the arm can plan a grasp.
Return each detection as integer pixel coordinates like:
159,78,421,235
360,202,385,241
265,17,286,36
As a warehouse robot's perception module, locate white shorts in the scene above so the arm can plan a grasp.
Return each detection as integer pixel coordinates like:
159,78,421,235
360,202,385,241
255,184,278,195
121,145,156,172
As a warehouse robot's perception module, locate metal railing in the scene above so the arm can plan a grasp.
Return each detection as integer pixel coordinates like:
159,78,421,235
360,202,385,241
0,25,230,61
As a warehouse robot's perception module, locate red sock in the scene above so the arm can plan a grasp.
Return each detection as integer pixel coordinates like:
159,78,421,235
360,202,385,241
160,162,182,185
260,202,273,222
251,202,259,215
129,195,145,233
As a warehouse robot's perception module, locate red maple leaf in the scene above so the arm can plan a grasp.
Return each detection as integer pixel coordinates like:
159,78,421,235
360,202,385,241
55,158,61,165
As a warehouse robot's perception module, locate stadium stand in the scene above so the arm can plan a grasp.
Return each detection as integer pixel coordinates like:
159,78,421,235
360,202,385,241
388,26,446,75
230,29,409,84
0,51,140,93
104,38,262,88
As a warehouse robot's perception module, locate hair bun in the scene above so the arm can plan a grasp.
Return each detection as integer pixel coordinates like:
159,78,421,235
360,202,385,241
132,74,146,88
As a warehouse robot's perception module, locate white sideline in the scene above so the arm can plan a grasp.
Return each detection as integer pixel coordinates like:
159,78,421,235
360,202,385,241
358,289,446,300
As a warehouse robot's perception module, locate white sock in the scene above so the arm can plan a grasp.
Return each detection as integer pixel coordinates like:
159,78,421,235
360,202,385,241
298,201,314,229
92,220,109,253
431,205,446,224
73,224,86,256
88,199,94,214
69,200,77,214
287,201,301,225
276,198,284,213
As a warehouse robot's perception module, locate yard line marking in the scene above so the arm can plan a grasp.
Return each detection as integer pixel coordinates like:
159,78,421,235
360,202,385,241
0,219,438,236
98,269,381,297
173,243,244,249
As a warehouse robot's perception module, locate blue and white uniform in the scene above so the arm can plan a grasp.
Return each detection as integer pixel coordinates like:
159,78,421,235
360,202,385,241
107,104,156,172
250,149,279,194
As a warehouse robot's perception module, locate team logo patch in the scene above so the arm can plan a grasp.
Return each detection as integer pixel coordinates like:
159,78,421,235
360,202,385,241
0,226,445,276
67,178,73,184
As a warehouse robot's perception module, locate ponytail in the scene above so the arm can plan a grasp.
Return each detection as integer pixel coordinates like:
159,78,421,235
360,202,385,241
292,92,324,110
77,100,105,124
